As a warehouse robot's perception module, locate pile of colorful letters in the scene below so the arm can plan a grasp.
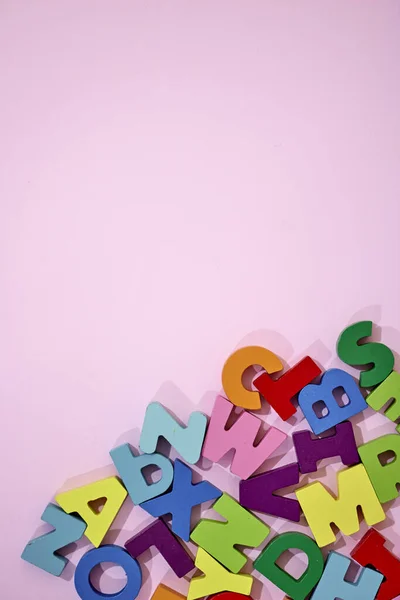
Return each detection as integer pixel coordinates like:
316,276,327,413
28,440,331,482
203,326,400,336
21,320,400,599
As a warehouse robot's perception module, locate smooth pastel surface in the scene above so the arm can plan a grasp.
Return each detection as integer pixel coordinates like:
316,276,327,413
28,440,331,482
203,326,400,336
311,551,384,600
253,356,321,420
74,544,142,600
296,464,386,547
139,402,207,464
293,422,359,474
5,2,400,599
140,459,221,541
239,462,301,521
298,368,368,435
221,346,283,410
337,321,394,388
187,548,253,600
191,493,270,573
351,529,400,600
359,433,400,503
21,504,86,577
254,532,324,600
55,476,127,547
151,584,186,600
366,371,400,432
110,444,174,505
125,519,195,578
201,395,287,479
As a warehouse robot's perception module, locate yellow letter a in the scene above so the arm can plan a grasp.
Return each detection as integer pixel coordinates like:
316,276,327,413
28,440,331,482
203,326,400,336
56,476,127,547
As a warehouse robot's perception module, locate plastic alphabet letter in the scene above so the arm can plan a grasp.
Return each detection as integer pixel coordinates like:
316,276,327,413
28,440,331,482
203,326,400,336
190,493,270,573
253,356,322,420
21,503,86,576
210,595,254,600
311,551,383,600
125,519,195,578
140,402,207,464
358,434,400,504
74,544,142,600
366,371,400,432
210,592,252,600
187,548,253,600
140,459,221,541
239,463,301,521
351,528,400,600
110,443,173,505
337,321,394,388
296,464,385,547
55,476,127,547
151,584,186,599
293,421,359,474
201,395,287,479
253,532,324,600
221,345,284,410
298,368,368,435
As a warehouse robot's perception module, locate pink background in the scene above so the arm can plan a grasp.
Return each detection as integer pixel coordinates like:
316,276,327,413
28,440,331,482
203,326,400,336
1,1,400,599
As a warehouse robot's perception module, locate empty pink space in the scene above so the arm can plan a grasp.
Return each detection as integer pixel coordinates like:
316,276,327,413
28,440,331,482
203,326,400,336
1,1,400,599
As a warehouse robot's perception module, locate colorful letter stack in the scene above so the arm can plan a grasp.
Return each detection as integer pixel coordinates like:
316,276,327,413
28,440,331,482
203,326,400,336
21,320,400,599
